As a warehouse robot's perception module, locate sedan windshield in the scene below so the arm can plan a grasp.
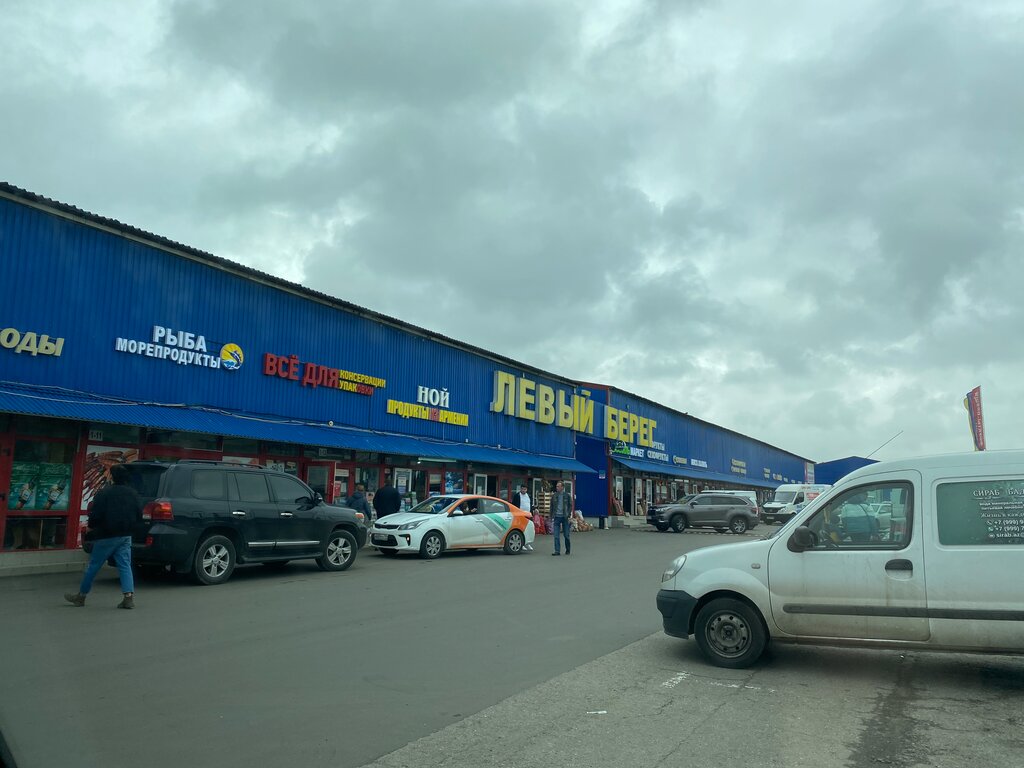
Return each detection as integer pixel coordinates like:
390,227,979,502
407,496,460,515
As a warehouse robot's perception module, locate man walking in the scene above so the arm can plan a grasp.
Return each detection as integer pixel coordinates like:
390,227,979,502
65,463,141,609
346,483,374,523
512,483,534,551
373,478,402,520
549,481,572,556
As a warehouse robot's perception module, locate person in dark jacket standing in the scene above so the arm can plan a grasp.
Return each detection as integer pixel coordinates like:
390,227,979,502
65,464,142,609
373,479,402,520
550,481,573,556
346,483,373,522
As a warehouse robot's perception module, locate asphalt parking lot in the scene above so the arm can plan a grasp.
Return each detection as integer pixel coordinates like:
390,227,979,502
0,525,1020,768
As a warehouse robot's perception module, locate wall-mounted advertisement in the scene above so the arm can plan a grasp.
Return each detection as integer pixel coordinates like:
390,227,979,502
81,447,140,511
9,461,72,511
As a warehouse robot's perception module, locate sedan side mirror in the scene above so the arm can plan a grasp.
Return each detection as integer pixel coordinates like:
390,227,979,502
449,510,463,516
789,526,815,552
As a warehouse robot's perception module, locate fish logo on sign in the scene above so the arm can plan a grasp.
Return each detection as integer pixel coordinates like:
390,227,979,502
220,343,244,371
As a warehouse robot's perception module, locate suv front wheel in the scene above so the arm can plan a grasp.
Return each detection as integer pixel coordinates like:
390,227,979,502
193,535,236,585
317,529,357,572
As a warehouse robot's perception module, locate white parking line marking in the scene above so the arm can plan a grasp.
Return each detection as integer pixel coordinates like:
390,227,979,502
661,671,776,693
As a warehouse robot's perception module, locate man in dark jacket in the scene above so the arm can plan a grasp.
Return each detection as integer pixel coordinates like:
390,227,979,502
65,463,142,609
373,479,402,520
346,483,373,522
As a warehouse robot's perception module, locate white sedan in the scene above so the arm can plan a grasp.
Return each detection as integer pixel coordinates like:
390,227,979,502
369,494,535,559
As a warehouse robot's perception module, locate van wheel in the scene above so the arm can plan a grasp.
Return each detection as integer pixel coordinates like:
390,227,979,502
729,517,749,534
193,535,236,585
694,598,767,669
317,529,357,571
419,531,445,559
670,514,687,533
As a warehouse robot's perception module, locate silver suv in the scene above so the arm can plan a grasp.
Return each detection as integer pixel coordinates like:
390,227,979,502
647,493,759,534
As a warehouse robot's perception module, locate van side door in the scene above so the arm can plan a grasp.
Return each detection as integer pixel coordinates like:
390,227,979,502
925,474,1024,652
766,473,928,641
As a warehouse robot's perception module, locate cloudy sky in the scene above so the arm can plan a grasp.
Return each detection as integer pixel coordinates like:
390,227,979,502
4,0,1022,462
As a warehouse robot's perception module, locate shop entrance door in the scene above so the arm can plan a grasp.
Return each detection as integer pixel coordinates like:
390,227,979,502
0,433,12,544
304,461,336,504
622,477,634,515
472,474,488,495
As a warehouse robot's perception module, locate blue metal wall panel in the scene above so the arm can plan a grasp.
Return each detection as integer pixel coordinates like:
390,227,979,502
0,197,575,456
606,389,810,486
814,456,876,485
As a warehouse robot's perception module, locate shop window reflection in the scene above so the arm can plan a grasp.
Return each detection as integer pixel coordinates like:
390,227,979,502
3,516,66,550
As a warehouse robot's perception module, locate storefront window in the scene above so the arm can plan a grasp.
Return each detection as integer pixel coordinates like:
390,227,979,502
264,442,301,456
145,430,219,451
444,471,464,494
87,423,141,445
223,437,259,455
357,467,381,492
303,446,353,460
3,516,66,550
13,415,78,439
428,472,442,495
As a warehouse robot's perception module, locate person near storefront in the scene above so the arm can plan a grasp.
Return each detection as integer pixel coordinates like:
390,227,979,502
64,463,141,609
346,483,373,522
373,479,402,520
550,481,573,556
512,484,534,551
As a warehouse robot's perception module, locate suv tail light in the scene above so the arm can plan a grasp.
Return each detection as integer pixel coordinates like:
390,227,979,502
143,500,173,521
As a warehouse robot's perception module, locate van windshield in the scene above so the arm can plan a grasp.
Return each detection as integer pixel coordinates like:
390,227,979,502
773,491,797,504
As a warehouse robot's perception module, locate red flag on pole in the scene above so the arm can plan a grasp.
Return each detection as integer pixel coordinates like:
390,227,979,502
963,386,986,451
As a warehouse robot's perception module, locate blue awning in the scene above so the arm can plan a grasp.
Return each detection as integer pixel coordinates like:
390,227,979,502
0,383,592,473
612,456,779,489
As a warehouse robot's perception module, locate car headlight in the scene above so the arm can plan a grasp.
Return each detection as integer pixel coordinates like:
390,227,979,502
397,520,425,531
661,555,686,583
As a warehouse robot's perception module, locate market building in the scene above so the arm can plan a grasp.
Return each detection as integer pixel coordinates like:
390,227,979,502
0,183,814,575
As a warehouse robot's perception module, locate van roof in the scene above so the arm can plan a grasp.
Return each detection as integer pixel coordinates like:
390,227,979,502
838,450,1024,484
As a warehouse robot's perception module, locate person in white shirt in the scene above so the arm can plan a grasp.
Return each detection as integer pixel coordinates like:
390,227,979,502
512,484,534,551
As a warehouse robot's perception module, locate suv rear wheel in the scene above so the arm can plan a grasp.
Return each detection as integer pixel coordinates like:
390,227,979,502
729,516,749,534
193,535,236,585
317,529,357,571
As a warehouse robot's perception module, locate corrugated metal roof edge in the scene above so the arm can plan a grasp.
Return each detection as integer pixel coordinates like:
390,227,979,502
0,181,576,387
577,380,816,465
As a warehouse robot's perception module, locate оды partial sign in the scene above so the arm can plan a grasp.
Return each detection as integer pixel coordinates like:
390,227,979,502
1,326,65,357
116,326,243,371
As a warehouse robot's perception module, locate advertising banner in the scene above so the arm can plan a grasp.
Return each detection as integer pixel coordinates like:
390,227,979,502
964,386,986,451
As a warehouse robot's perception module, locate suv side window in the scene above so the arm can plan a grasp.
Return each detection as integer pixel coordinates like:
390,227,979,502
191,470,227,501
235,472,271,503
804,482,913,549
693,496,712,506
269,474,312,505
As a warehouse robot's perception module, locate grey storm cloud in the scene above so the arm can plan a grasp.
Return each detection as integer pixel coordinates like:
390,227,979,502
2,0,1023,461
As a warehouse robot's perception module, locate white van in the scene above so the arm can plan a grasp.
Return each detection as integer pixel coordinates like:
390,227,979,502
656,451,1024,668
761,483,831,524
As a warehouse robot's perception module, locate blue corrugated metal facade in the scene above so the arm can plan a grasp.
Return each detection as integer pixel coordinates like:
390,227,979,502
0,194,575,457
0,184,815,551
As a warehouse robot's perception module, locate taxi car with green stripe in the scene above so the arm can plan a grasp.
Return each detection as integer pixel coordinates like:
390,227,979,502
370,494,534,559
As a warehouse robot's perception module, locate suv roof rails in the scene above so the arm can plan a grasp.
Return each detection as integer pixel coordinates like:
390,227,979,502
176,459,268,470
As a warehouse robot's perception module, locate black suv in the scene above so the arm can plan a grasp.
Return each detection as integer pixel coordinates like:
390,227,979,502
91,461,367,585
647,492,759,534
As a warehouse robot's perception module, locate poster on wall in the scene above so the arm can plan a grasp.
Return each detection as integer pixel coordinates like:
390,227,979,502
81,447,140,511
9,461,73,511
